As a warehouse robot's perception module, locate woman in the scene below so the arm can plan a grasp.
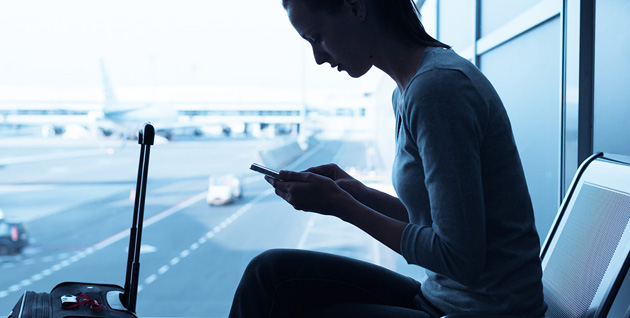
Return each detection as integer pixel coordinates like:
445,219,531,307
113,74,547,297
229,0,547,316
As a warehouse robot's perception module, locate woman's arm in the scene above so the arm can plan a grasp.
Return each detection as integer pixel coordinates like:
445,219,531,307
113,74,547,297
339,195,408,254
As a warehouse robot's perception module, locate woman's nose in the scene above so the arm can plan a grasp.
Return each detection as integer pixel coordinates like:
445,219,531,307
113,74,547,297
311,45,329,65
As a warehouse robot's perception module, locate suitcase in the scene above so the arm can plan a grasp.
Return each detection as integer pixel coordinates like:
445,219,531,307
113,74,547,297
8,123,156,318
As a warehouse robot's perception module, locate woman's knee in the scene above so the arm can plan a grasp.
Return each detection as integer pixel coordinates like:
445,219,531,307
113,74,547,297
243,249,302,281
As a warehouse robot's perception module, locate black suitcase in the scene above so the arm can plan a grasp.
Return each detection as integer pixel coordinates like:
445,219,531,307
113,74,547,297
8,123,156,318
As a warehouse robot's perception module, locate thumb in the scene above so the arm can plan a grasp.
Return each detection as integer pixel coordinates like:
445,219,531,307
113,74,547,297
279,170,311,182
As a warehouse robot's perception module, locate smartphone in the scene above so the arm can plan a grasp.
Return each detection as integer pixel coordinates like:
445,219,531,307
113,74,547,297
250,163,283,180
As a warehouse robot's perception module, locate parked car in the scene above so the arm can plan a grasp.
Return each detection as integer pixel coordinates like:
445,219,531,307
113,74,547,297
0,219,29,255
206,174,242,205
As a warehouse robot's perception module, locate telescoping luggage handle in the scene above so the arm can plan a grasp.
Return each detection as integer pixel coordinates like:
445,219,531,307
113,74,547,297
121,123,155,312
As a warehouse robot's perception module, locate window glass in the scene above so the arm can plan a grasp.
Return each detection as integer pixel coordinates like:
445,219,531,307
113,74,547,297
0,1,392,316
479,17,562,241
480,0,544,37
593,0,630,156
438,0,475,54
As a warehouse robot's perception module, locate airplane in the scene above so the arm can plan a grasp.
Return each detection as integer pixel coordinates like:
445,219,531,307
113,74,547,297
0,60,204,141
93,59,198,140
0,59,306,142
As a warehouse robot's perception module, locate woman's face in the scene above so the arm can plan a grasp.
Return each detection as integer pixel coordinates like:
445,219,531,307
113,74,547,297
286,0,373,78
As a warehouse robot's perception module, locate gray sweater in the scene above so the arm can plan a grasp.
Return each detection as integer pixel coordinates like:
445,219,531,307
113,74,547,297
392,46,547,315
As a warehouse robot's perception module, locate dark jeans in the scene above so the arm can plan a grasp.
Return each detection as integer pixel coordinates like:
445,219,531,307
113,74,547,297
228,249,444,318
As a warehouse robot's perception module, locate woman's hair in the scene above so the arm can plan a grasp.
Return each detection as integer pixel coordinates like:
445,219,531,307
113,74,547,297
282,0,450,49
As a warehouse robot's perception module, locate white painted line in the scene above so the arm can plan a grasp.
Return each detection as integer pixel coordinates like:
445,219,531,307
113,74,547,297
371,239,382,266
0,182,276,300
286,142,329,170
23,259,35,265
0,185,278,300
157,265,169,275
0,148,112,165
293,140,350,251
92,191,207,251
135,188,274,294
297,215,316,249
145,274,157,285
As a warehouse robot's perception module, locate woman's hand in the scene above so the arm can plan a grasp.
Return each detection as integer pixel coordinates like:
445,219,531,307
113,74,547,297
304,164,368,201
265,170,355,218
306,164,410,223
266,167,408,254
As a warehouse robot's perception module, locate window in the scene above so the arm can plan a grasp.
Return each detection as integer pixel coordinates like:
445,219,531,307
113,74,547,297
0,1,391,316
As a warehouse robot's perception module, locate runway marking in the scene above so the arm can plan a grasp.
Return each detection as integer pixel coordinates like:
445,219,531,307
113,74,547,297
157,265,169,275
372,239,382,266
0,143,323,299
0,148,113,166
135,188,274,294
1,263,15,269
145,274,157,285
297,215,316,249
0,188,272,299
92,191,208,251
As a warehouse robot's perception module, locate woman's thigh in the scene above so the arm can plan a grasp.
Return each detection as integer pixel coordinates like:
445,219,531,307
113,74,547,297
236,248,424,316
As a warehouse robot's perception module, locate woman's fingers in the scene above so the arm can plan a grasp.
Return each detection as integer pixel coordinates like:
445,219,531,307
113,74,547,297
305,163,342,179
265,171,339,213
278,170,311,182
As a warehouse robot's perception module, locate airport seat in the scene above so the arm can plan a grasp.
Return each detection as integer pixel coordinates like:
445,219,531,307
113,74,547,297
308,152,630,318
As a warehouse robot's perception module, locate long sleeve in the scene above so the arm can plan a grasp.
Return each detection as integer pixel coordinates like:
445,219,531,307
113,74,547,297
397,68,489,286
391,47,546,315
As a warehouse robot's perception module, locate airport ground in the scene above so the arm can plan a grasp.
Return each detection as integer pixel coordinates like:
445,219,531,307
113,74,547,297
0,134,425,317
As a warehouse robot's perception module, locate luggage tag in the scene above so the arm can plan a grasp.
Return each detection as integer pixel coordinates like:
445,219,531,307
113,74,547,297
61,293,104,310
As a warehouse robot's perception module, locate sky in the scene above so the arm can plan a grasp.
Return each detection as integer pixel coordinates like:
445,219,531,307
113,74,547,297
0,0,382,104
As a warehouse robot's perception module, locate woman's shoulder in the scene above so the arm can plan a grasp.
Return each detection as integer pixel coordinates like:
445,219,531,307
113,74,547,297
405,47,491,101
405,66,472,101
419,46,467,68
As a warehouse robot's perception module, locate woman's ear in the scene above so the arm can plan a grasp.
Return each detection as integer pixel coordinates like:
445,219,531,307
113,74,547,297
344,0,367,21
